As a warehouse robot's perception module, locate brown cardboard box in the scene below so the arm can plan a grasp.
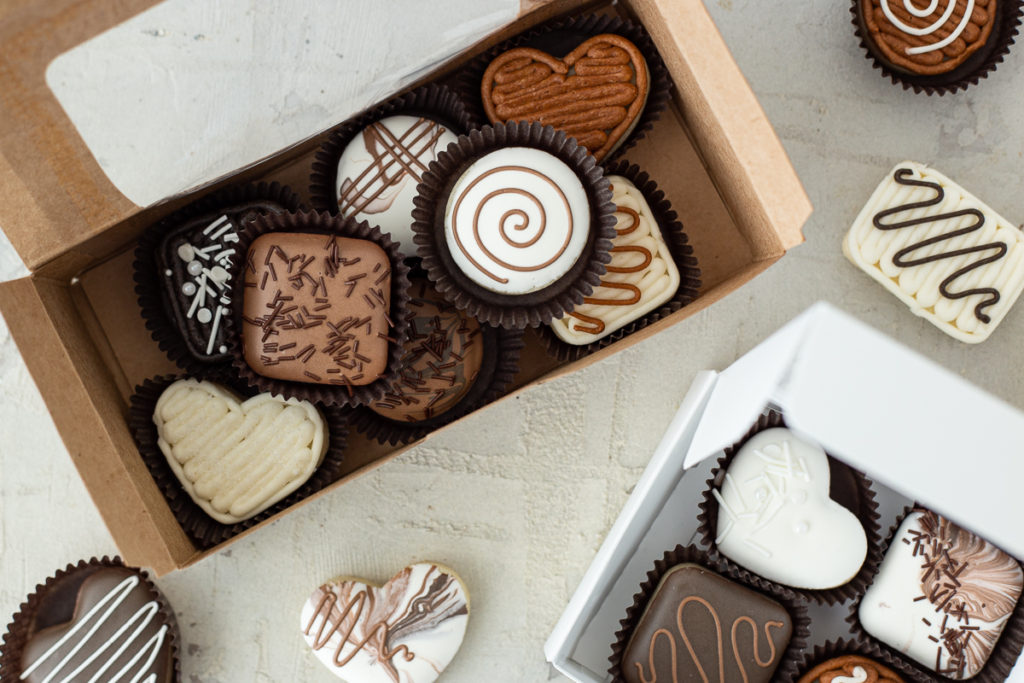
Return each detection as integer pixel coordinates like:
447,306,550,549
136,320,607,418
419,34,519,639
0,0,811,575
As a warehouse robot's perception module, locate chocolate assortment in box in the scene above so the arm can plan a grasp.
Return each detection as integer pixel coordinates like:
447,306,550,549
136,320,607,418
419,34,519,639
545,304,1024,683
121,11,713,553
0,0,811,586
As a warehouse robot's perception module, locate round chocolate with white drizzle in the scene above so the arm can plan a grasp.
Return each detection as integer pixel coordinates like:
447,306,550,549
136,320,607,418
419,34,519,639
713,428,868,590
18,565,175,683
443,147,591,295
336,115,458,250
301,562,469,683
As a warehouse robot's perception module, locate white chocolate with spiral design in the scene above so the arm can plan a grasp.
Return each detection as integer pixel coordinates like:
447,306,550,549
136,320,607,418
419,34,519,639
550,176,679,344
153,378,327,524
443,147,590,295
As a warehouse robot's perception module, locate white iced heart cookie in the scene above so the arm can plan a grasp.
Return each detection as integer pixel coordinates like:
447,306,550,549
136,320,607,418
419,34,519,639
153,378,327,524
859,510,1023,679
714,428,867,589
301,562,469,683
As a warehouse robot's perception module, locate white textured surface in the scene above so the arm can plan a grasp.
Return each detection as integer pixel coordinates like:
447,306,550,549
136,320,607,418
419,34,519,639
5,1,1024,681
46,0,517,206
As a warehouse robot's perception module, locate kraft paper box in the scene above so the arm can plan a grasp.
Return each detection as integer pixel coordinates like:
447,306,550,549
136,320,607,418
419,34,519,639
0,0,811,575
545,302,1024,682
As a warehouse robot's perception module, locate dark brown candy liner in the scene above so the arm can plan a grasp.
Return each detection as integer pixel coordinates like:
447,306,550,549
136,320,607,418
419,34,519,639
851,0,1023,95
411,121,617,328
790,637,920,683
846,504,1024,683
134,181,304,379
455,12,673,164
308,82,479,256
349,273,525,446
696,410,884,606
536,161,701,361
0,556,181,683
224,210,412,408
608,544,810,683
128,375,349,549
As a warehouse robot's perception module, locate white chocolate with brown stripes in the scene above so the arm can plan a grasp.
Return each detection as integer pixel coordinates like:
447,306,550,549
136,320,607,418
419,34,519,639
550,175,679,344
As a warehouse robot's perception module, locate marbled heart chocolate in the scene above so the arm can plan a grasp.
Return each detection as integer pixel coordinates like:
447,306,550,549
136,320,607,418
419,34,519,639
481,34,649,161
301,562,469,683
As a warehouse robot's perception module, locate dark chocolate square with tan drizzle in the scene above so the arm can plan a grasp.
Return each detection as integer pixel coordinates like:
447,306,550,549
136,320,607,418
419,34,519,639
622,564,792,683
241,232,392,387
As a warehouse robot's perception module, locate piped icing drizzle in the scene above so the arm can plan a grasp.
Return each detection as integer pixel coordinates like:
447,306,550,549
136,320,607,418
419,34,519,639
20,573,169,683
335,115,457,248
444,148,590,295
862,0,996,75
859,510,1024,679
798,655,904,683
153,378,327,524
481,34,649,161
844,161,1024,343
550,176,679,344
621,564,792,683
301,563,469,683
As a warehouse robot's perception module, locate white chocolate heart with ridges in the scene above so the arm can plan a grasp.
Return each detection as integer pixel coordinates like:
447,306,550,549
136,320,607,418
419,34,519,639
153,378,327,524
301,562,469,683
714,428,867,589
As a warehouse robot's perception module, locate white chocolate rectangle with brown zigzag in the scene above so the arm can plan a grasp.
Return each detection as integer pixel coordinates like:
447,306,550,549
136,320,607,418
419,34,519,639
844,161,1024,343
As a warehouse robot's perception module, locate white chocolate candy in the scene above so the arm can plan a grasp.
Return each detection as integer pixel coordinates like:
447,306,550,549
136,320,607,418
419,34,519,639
844,161,1024,344
336,115,458,250
301,562,469,683
714,428,867,590
550,175,679,344
859,510,1023,680
153,379,327,524
444,147,591,295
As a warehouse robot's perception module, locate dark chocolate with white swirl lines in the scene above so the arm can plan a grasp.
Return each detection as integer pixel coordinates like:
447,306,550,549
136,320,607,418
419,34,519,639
622,563,792,683
301,562,469,683
843,161,1024,343
444,147,591,296
19,566,175,683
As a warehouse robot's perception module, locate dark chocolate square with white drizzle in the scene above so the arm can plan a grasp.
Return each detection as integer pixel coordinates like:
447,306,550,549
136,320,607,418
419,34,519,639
158,201,285,361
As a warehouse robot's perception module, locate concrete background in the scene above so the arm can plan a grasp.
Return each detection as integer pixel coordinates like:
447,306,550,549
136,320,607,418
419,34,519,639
5,1,1024,681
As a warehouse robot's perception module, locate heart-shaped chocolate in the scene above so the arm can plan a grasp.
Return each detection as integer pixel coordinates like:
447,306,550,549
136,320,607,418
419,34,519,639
714,428,868,589
18,565,176,683
481,33,649,161
301,562,469,683
153,378,328,524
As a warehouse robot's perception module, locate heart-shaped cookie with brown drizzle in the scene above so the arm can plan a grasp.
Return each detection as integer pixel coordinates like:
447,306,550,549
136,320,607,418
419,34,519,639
481,33,649,161
301,562,469,683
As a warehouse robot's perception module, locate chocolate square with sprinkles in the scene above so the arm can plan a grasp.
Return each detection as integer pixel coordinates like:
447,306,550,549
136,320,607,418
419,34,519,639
241,232,393,388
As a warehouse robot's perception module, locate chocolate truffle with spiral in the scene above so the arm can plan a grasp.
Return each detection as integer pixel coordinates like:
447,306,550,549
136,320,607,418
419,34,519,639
798,654,904,683
858,0,998,76
621,563,792,683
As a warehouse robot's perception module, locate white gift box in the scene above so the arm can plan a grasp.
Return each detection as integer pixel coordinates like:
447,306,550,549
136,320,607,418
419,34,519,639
544,301,1024,682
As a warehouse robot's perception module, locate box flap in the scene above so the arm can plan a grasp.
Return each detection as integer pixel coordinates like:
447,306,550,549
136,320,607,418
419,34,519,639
0,0,523,271
685,302,1024,559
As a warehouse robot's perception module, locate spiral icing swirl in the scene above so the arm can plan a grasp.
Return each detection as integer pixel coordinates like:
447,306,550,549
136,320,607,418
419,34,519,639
864,0,996,75
444,148,590,296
